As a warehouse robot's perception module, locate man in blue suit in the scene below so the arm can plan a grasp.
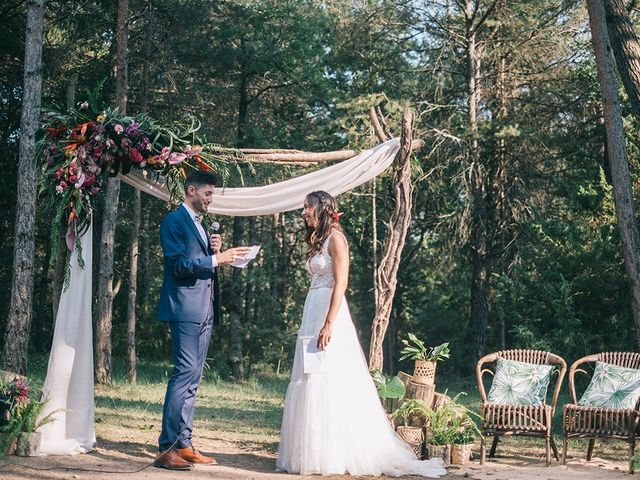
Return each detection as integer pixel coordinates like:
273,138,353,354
154,170,250,471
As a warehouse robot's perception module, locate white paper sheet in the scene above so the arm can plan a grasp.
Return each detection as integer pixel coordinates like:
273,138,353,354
230,245,261,268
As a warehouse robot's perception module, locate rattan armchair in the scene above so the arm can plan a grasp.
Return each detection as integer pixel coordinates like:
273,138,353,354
476,349,567,466
562,352,640,473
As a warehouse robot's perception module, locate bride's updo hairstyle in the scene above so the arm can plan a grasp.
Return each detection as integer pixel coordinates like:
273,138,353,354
304,190,343,259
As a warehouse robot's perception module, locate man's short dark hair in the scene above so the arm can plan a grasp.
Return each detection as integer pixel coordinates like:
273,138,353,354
184,170,218,190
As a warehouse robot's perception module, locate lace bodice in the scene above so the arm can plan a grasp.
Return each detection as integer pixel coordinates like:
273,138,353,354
305,232,344,290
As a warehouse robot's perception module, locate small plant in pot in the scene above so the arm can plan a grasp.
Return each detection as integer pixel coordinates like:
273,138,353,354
15,396,61,457
371,369,406,414
450,428,476,465
426,393,480,467
400,333,450,385
391,399,430,459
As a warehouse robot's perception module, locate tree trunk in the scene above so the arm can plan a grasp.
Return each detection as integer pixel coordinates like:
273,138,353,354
125,0,152,384
126,189,141,383
466,4,490,365
227,216,245,380
225,37,250,380
96,0,128,385
587,0,640,348
369,111,415,371
2,0,45,375
604,0,640,116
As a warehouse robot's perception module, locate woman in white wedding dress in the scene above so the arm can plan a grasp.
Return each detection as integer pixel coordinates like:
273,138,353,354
276,191,446,478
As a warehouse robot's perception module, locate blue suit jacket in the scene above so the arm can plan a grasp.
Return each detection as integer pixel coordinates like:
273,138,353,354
156,205,220,324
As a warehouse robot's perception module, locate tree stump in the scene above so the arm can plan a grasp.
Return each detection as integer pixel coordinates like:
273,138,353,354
397,371,412,387
406,381,435,409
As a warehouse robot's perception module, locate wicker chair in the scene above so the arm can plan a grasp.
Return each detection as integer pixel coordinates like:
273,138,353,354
562,352,640,473
476,349,567,466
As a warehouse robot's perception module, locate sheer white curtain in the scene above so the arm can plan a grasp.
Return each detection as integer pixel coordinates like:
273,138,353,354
120,138,401,215
38,222,95,455
37,138,401,454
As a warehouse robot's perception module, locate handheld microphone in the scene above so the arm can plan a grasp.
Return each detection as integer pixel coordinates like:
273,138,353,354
210,221,220,253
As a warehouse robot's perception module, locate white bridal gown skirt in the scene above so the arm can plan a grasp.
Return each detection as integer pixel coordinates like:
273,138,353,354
276,287,446,477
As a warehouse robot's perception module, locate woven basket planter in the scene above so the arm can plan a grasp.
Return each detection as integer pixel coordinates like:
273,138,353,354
412,360,436,385
450,443,472,465
427,444,451,467
396,426,424,459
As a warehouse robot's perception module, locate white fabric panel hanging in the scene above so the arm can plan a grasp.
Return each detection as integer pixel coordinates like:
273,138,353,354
120,138,401,216
37,222,95,455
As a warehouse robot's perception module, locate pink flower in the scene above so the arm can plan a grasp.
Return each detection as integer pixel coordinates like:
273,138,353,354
114,124,124,135
80,101,89,109
57,181,68,192
74,173,86,188
90,187,100,194
168,152,186,165
184,146,203,158
69,175,78,183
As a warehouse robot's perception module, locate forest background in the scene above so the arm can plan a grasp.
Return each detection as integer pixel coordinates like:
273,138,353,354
1,0,638,386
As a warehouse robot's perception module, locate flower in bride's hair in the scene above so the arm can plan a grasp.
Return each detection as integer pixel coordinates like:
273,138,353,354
331,211,344,222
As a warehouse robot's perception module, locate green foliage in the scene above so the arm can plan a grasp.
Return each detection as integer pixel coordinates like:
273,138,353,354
426,393,481,446
399,334,450,363
0,0,638,385
371,369,406,400
391,399,430,427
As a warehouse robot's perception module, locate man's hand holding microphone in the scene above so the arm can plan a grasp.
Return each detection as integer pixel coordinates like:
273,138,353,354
209,222,252,265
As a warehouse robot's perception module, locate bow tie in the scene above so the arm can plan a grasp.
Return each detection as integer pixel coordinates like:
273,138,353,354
194,213,203,224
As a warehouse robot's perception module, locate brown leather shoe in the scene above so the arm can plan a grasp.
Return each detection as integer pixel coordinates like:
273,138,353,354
153,449,193,470
176,445,218,465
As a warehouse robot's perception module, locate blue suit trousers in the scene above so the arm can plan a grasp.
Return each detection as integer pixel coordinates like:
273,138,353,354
158,304,214,451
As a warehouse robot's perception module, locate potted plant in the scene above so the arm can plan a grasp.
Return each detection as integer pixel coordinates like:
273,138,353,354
400,333,450,385
391,399,431,459
371,369,406,414
425,393,480,467
450,428,476,465
15,396,61,456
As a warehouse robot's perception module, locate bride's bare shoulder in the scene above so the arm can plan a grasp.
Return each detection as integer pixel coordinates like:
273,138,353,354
327,229,349,254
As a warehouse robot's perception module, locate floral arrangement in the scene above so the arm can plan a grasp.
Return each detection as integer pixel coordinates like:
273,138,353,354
0,378,29,421
39,96,241,285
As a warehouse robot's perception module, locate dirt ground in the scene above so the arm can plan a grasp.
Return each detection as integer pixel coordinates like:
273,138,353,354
0,436,633,480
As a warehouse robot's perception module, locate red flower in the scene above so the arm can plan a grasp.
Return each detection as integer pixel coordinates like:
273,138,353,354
129,148,143,163
331,211,344,222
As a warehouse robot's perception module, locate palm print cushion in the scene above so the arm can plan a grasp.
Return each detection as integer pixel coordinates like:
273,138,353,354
486,358,553,405
578,361,640,409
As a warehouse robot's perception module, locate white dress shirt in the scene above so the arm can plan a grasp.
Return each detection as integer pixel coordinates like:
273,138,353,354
182,202,218,268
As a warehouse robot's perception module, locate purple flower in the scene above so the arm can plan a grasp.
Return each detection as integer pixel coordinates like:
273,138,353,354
125,122,141,137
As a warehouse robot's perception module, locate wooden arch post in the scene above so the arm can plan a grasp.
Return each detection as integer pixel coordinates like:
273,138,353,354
368,109,418,372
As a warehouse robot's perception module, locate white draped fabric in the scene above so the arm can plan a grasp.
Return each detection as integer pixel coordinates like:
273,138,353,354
38,222,95,455
120,138,401,215
37,138,401,455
